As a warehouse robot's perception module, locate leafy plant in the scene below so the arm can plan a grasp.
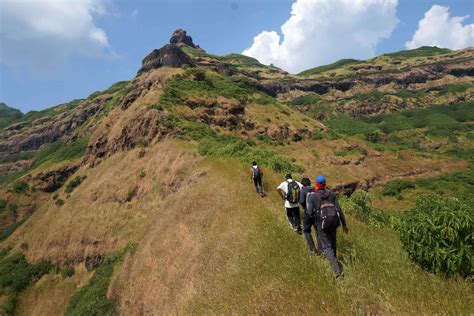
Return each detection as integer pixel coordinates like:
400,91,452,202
10,181,29,194
340,190,392,228
382,179,415,196
0,252,53,315
396,195,473,277
61,265,75,278
65,175,87,194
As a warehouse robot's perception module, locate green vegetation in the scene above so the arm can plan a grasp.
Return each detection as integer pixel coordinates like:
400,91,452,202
288,93,320,106
168,117,302,173
65,248,131,316
334,146,367,157
438,83,471,95
0,251,53,315
0,151,36,164
65,175,87,194
396,195,472,277
17,99,83,124
0,103,23,129
298,59,361,76
61,266,75,278
33,137,89,168
340,190,393,228
327,115,377,136
88,81,130,99
382,179,415,196
10,181,29,194
160,69,255,108
383,46,451,59
0,137,89,186
219,54,264,68
362,102,473,135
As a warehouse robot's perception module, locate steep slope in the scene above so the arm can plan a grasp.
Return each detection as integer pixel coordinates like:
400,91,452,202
0,103,23,130
0,30,473,315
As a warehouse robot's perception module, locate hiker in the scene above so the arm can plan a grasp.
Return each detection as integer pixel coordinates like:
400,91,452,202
306,176,348,277
251,161,264,197
299,177,322,256
277,173,303,234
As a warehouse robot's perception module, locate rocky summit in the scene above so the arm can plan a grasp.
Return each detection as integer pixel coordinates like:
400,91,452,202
0,29,473,315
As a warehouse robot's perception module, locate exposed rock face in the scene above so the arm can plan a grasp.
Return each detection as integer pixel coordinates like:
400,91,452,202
0,98,104,156
169,29,196,48
137,44,194,74
31,163,80,192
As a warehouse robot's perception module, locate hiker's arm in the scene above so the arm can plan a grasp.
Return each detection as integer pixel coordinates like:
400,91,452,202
277,189,286,200
335,198,348,233
306,193,314,215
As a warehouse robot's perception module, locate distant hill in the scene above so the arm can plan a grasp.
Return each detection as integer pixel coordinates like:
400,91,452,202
0,103,23,129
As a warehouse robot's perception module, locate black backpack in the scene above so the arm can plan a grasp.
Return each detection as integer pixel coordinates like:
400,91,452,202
286,181,300,204
317,191,340,231
252,167,261,179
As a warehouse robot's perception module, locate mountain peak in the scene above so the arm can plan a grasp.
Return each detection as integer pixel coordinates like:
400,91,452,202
169,29,196,48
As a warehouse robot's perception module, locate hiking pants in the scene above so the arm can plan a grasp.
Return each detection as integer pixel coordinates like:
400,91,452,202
317,226,341,275
253,177,263,193
303,214,322,254
286,207,301,229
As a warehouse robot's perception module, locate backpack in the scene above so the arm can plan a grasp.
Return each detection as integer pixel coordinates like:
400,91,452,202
317,191,340,232
286,181,300,204
252,167,261,179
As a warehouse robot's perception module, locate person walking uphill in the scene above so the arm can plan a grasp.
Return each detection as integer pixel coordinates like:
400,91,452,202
277,174,303,234
307,176,348,278
299,178,322,256
251,161,264,197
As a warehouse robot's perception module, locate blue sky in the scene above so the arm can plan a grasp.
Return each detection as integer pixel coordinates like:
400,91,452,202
0,0,473,113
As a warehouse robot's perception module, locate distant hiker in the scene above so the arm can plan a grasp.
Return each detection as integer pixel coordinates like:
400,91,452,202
299,177,322,256
306,176,348,278
277,173,303,234
251,161,264,197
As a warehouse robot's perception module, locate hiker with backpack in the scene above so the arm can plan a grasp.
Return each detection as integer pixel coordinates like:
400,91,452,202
277,174,303,234
299,177,322,256
306,176,348,278
251,161,264,197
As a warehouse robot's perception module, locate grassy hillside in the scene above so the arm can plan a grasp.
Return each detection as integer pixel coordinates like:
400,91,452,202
0,103,23,129
0,42,473,315
298,58,361,76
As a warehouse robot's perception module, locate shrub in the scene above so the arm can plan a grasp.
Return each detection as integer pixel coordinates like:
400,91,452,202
341,190,392,227
65,248,132,316
55,198,65,207
288,93,320,106
65,175,87,194
61,265,75,278
396,195,473,277
20,243,28,251
138,150,146,158
139,171,146,178
382,179,415,196
10,181,29,194
0,252,53,314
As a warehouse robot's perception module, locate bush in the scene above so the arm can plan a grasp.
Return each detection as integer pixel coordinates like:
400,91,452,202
61,265,75,278
396,195,473,277
341,190,392,228
382,179,415,196
65,175,87,194
65,248,131,316
10,181,29,194
0,252,53,314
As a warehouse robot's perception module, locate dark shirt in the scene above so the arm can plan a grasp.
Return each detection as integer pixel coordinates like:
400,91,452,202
299,186,315,212
306,189,347,227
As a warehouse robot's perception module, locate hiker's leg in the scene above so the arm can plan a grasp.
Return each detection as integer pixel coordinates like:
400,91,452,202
253,179,259,193
314,221,323,255
257,178,263,193
330,229,337,257
319,229,341,275
294,207,302,231
303,214,316,252
286,207,295,228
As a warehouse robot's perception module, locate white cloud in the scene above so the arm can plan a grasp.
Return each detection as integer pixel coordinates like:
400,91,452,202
406,5,474,50
243,0,399,73
0,0,111,71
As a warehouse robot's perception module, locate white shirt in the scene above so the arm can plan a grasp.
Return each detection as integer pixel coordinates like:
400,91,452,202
277,179,303,208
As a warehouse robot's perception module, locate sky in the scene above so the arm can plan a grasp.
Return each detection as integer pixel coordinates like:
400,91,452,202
0,0,473,113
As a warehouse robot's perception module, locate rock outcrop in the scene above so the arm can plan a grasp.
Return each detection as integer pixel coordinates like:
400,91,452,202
169,29,196,48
